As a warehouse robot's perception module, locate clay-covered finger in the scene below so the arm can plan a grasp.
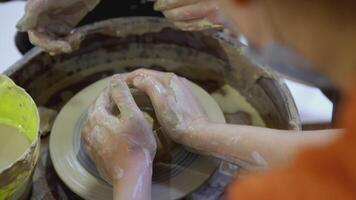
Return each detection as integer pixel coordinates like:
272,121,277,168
125,68,174,86
154,0,200,11
90,88,113,116
162,0,219,21
16,0,45,31
82,122,92,145
110,75,142,118
17,11,38,31
28,31,73,54
87,90,121,131
173,17,222,31
83,125,110,148
87,110,119,132
131,75,173,112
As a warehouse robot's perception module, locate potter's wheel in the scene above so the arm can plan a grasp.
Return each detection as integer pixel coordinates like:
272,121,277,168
50,77,226,200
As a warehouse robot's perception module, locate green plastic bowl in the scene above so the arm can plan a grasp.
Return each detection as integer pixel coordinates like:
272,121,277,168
0,75,40,200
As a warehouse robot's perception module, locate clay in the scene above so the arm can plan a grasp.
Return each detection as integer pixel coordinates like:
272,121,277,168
211,84,266,126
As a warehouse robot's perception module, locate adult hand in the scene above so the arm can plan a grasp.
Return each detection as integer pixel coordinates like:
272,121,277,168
154,0,223,31
17,0,100,54
82,75,156,199
125,69,210,144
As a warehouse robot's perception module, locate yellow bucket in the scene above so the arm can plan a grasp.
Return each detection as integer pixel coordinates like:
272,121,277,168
0,75,40,200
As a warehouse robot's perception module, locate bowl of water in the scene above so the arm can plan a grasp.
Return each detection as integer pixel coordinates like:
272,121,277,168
0,75,40,200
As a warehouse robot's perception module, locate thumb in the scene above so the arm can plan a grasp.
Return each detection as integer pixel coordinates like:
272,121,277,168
132,75,173,112
17,11,38,31
110,75,141,119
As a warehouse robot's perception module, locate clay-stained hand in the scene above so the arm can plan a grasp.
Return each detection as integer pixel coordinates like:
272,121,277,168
17,0,100,54
154,0,223,31
125,69,210,144
82,75,157,183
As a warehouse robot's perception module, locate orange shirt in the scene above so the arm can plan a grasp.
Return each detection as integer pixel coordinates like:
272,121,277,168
227,92,356,200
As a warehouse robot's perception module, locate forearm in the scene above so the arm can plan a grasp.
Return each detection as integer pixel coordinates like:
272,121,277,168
113,154,153,200
178,123,340,169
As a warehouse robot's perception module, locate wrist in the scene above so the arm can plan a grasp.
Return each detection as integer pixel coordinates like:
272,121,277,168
112,154,153,200
112,150,153,182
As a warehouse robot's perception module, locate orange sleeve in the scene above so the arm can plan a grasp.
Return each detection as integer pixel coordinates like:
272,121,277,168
227,93,356,200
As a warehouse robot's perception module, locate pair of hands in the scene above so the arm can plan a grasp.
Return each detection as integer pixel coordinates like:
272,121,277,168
17,0,221,54
82,69,209,183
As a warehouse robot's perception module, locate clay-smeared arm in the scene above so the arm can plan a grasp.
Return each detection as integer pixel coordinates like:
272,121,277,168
124,69,340,170
179,124,340,169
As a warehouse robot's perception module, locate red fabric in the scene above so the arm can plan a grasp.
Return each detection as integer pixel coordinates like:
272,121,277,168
227,92,356,200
